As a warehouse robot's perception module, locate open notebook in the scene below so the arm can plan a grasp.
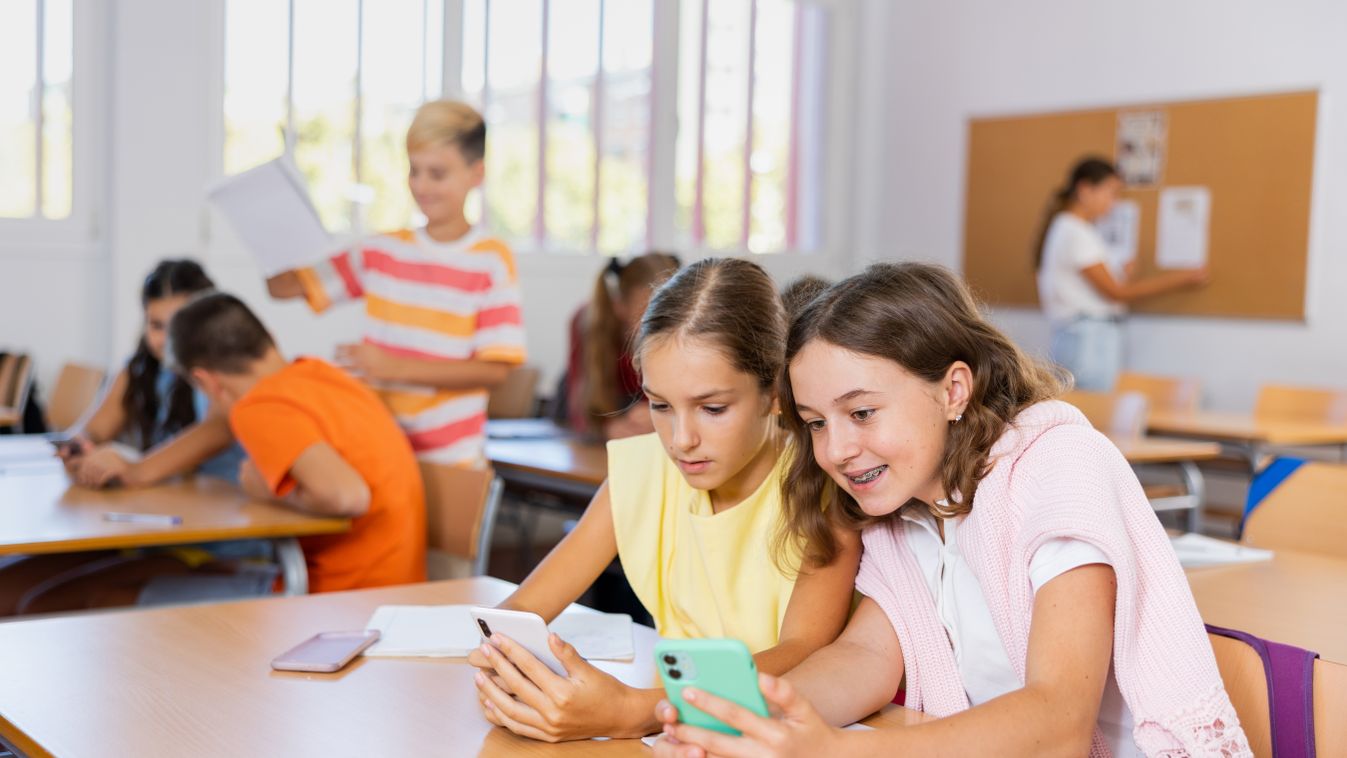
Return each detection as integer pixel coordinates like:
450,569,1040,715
1169,532,1273,568
364,605,634,661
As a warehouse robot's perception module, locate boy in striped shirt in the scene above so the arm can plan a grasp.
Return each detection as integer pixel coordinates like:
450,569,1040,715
266,101,525,466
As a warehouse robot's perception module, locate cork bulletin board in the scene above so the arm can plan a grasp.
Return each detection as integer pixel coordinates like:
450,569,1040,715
962,90,1317,320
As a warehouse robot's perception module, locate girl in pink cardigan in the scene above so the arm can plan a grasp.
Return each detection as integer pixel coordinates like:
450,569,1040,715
654,263,1249,757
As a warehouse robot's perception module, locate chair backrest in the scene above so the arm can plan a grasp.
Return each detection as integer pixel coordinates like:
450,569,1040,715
1207,626,1347,758
1061,389,1150,439
45,363,106,431
1115,371,1202,415
0,353,34,413
1241,461,1347,557
1255,384,1347,424
488,365,542,419
418,462,503,577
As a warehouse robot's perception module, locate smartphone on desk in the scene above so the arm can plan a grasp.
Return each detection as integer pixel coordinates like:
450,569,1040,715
270,630,380,673
469,607,568,677
655,638,769,735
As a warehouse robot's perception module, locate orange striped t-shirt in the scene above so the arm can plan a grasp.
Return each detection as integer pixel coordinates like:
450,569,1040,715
297,227,526,465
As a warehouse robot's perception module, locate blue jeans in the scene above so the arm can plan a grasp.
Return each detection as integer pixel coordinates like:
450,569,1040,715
1050,317,1124,392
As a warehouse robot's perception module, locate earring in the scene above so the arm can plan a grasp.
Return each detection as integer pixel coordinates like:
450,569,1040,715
952,413,963,423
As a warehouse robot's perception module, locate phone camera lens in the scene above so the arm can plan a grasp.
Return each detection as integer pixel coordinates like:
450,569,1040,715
668,669,682,680
662,654,677,666
477,619,491,636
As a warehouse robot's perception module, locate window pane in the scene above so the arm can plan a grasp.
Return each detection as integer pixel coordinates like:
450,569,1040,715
360,0,434,233
747,0,792,253
596,0,652,253
292,0,358,234
544,0,599,249
461,0,486,99
223,0,289,176
700,0,751,249
423,0,444,100
41,0,73,219
672,0,702,242
0,0,38,218
483,0,541,242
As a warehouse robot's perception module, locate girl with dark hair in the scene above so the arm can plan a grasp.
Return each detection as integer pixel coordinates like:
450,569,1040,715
654,263,1249,758
560,251,681,439
1035,156,1208,390
469,258,859,742
59,259,244,487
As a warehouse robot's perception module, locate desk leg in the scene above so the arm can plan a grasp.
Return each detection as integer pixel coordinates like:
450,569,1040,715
275,538,308,596
1178,461,1205,534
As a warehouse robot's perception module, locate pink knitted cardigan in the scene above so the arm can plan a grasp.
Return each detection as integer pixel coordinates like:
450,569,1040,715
855,400,1251,757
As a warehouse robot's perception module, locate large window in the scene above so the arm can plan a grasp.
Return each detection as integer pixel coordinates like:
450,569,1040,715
223,0,443,234
0,0,74,221
463,0,826,254
222,0,827,254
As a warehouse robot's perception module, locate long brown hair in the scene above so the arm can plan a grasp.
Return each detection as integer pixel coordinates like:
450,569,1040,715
776,262,1063,566
124,259,215,450
1033,156,1118,269
633,257,785,394
584,252,681,418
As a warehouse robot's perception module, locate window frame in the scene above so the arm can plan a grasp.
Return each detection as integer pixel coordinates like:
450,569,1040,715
0,0,106,256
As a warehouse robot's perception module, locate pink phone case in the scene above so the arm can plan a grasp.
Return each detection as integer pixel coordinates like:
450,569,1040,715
270,630,380,673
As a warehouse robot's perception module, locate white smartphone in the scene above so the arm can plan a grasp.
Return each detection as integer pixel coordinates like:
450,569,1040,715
469,607,568,677
270,630,380,673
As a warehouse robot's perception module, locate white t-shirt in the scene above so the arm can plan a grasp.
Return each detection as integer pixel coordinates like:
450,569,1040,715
1037,212,1126,324
899,505,1141,758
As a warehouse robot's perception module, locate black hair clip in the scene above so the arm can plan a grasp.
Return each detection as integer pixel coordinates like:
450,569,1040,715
606,257,625,277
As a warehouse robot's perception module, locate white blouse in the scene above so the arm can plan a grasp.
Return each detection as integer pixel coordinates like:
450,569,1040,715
898,504,1141,757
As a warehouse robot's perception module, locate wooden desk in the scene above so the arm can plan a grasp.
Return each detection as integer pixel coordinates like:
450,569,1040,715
1187,549,1347,665
1111,436,1222,532
487,420,607,503
0,408,18,428
0,470,348,595
1148,411,1347,472
0,577,927,758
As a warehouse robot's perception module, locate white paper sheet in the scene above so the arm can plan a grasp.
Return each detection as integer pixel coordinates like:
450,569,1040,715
363,605,634,660
206,157,333,277
1170,532,1272,568
1156,186,1211,269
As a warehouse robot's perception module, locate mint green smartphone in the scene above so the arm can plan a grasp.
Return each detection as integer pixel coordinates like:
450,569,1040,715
654,638,769,735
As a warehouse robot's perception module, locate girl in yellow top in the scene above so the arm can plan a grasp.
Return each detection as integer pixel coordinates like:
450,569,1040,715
470,258,860,741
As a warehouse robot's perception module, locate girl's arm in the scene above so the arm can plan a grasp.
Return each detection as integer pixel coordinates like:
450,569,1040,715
120,413,234,486
1080,262,1208,304
662,565,1117,758
496,480,621,622
753,524,862,677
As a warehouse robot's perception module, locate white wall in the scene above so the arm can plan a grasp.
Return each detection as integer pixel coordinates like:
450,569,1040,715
881,0,1347,409
2,0,889,412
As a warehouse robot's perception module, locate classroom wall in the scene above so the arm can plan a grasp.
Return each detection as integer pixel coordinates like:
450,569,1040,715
2,0,892,411
879,0,1347,410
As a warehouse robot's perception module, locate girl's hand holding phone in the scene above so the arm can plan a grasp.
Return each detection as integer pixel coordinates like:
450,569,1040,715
72,446,133,488
653,673,845,758
473,631,652,741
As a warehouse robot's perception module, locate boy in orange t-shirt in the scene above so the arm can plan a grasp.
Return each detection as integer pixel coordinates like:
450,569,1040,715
168,292,425,592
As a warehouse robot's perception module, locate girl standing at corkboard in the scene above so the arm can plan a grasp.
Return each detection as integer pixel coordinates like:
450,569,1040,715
1035,157,1208,390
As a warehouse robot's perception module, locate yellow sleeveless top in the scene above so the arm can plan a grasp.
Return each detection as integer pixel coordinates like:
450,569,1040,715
606,433,800,653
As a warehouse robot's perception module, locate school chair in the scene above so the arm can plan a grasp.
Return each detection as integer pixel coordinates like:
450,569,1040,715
421,462,504,580
44,362,106,432
1115,371,1202,415
1207,625,1347,757
0,353,34,431
1240,459,1347,555
1061,389,1150,439
1255,384,1347,424
487,365,542,419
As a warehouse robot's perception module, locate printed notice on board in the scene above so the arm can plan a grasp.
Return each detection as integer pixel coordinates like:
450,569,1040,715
207,157,333,277
1156,186,1211,269
1116,110,1167,186
1096,199,1140,271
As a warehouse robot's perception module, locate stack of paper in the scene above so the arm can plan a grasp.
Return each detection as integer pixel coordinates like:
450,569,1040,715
363,605,634,660
206,157,333,277
1170,532,1273,568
